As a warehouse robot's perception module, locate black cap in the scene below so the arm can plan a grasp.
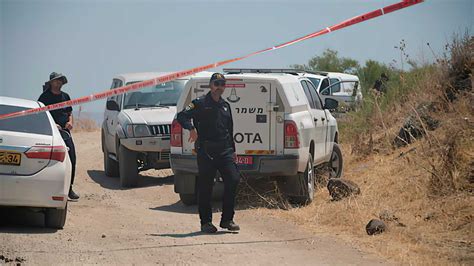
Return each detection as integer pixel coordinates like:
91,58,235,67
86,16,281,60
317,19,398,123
48,72,68,85
210,73,226,84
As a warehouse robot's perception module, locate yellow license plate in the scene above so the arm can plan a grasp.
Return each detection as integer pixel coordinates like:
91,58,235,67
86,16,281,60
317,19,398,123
0,151,22,166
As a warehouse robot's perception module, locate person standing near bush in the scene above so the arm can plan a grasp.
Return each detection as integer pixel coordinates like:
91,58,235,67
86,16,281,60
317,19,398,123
372,73,389,95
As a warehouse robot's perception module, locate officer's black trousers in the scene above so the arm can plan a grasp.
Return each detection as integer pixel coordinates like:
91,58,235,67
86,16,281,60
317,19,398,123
197,147,240,225
63,130,76,186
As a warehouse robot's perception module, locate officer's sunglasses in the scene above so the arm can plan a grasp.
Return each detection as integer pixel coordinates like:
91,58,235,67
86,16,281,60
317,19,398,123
213,80,226,87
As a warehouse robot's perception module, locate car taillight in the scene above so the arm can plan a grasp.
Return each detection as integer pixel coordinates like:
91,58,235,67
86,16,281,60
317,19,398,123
284,120,299,149
25,146,67,162
170,119,183,147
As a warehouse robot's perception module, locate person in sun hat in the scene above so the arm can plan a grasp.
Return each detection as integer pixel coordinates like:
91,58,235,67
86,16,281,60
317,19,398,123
38,72,79,200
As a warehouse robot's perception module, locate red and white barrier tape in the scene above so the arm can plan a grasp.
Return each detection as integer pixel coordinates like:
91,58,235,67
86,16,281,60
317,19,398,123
0,0,423,121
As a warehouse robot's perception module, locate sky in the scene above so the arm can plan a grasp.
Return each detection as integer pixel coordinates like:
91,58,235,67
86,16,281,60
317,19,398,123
1,0,472,112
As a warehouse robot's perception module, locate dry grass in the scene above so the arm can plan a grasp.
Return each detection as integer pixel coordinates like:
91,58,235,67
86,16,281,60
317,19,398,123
74,117,99,132
270,141,473,265
237,177,290,210
245,34,473,265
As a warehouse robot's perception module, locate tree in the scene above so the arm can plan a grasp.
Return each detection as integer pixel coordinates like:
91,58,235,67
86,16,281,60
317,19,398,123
291,49,359,74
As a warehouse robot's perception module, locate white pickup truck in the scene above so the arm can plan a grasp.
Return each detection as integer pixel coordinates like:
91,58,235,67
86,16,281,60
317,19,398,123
170,70,343,205
239,69,362,112
101,72,212,187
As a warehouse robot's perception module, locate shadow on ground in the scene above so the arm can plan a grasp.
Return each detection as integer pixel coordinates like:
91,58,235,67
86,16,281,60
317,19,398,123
87,169,174,190
0,207,58,233
151,178,292,215
147,231,238,238
150,201,198,214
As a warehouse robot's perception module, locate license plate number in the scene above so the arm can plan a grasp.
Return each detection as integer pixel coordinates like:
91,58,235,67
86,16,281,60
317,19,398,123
0,151,22,166
237,156,253,165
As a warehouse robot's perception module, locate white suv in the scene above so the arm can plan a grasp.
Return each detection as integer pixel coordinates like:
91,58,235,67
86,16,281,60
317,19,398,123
300,70,363,111
170,70,343,204
101,72,212,187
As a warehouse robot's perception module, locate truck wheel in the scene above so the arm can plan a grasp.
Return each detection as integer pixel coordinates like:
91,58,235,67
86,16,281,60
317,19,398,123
290,153,315,205
45,203,67,229
179,193,197,205
329,143,343,179
103,142,119,177
119,145,139,187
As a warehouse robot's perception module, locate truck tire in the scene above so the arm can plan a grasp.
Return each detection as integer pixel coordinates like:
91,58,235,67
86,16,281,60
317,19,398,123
329,143,343,179
103,141,119,177
179,193,197,205
290,153,315,205
119,145,139,187
45,203,67,229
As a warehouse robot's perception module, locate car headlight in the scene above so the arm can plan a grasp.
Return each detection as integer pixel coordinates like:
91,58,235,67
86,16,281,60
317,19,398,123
126,124,152,138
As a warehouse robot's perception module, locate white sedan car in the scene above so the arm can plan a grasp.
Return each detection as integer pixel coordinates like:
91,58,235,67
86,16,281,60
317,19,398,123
0,96,71,229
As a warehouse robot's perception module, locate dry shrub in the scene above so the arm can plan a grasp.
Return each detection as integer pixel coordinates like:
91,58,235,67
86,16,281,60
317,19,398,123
444,32,473,101
345,31,472,194
425,92,474,194
236,177,290,210
273,141,473,264
268,33,473,264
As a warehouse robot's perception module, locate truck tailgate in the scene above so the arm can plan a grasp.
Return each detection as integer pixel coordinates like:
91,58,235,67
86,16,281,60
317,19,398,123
182,80,280,157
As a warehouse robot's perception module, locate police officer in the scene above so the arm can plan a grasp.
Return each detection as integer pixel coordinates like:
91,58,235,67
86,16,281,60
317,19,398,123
177,73,240,233
38,72,80,200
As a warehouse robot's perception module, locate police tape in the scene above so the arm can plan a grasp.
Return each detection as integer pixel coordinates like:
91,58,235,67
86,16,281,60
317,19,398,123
0,0,423,121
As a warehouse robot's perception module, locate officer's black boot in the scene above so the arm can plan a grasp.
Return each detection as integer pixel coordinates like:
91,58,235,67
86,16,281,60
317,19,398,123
68,186,80,200
220,220,240,231
201,222,218,233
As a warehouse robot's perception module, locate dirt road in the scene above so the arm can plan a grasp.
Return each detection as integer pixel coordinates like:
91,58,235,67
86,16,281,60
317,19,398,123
1,131,388,265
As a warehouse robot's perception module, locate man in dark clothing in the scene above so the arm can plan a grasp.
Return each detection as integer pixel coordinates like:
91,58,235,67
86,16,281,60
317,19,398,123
177,73,240,233
372,73,389,95
38,72,79,200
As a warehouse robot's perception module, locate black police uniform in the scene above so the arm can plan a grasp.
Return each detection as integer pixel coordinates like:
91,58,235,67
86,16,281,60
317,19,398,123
177,92,240,225
38,89,76,186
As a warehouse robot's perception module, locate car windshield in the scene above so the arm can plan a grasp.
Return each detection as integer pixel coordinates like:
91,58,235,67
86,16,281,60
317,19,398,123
308,77,321,90
0,105,52,135
123,80,186,109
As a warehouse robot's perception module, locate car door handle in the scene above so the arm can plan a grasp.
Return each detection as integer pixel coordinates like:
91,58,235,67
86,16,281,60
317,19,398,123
321,117,326,121
314,118,318,122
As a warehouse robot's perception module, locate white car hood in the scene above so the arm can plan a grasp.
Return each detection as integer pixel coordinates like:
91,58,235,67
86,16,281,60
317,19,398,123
122,106,177,125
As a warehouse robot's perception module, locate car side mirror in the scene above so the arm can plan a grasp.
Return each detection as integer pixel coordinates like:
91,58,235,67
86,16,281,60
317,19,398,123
324,98,339,110
106,100,120,111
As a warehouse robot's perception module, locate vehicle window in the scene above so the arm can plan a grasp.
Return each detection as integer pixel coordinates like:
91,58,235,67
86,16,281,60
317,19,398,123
307,77,321,90
123,80,187,109
0,105,52,135
330,78,341,93
116,94,123,109
300,81,316,109
320,78,330,95
305,81,323,110
114,80,123,108
107,79,122,104
114,80,123,89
